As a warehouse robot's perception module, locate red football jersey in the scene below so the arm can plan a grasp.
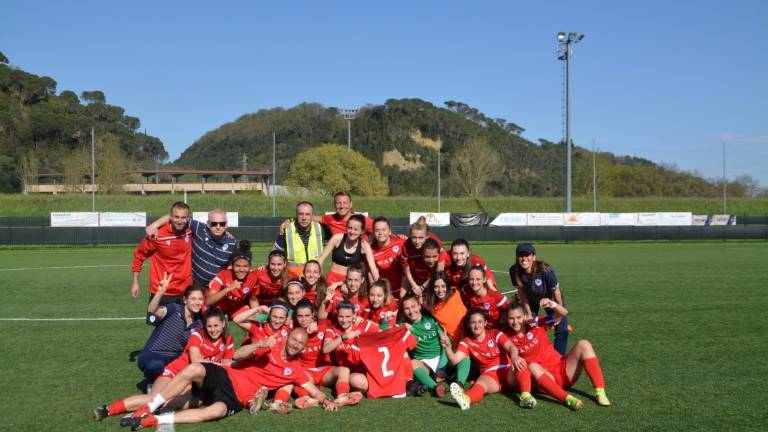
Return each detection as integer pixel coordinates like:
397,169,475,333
401,233,446,266
163,330,234,376
444,254,497,288
241,321,290,354
323,319,378,367
363,300,399,328
298,319,333,369
406,255,443,287
132,224,193,296
371,236,405,296
321,213,374,236
207,269,260,317
460,287,509,329
252,267,283,306
507,325,563,374
359,326,418,398
457,329,510,374
226,344,309,406
324,288,369,317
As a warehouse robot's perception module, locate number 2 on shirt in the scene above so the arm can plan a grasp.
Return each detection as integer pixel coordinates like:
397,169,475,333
377,346,394,377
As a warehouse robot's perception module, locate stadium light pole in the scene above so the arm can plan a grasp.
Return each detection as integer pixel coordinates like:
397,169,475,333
91,127,95,211
339,109,358,149
557,32,584,213
272,132,277,217
722,141,726,213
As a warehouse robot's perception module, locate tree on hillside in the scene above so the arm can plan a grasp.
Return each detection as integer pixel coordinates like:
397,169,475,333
0,52,8,64
449,136,502,197
285,144,388,196
62,148,90,192
80,90,105,104
96,133,128,193
18,149,39,194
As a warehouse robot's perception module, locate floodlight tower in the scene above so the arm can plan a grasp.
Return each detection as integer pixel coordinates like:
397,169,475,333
339,109,359,149
557,32,584,213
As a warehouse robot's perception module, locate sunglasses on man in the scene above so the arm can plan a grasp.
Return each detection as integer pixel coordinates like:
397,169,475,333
208,221,227,228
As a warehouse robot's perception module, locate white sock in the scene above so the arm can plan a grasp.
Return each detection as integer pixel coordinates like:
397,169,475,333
156,413,175,425
147,394,167,412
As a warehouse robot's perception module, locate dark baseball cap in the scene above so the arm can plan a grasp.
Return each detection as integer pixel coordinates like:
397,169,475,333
515,243,536,256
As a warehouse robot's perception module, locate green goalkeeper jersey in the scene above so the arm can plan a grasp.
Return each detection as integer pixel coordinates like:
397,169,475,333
406,315,443,360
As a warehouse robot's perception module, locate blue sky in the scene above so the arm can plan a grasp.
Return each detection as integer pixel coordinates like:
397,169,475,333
3,0,767,187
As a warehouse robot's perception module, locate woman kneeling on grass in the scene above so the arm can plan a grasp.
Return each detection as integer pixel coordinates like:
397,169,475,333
504,299,610,410
440,309,535,410
94,308,233,422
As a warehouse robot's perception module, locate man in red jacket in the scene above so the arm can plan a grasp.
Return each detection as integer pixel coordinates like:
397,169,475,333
132,201,193,323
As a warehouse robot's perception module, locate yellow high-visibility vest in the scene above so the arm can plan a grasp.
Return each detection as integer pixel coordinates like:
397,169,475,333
285,221,324,266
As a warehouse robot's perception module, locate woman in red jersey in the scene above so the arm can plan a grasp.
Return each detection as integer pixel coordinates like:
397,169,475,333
323,301,380,393
318,215,379,285
363,279,399,330
322,265,369,320
504,299,610,409
440,309,534,411
403,217,448,294
290,299,362,409
94,308,234,422
233,301,291,350
459,266,509,329
369,217,406,298
206,241,259,317
444,239,496,290
252,250,289,307
301,260,326,305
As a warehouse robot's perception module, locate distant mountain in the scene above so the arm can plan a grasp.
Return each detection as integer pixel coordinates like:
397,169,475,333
0,54,167,192
176,98,726,197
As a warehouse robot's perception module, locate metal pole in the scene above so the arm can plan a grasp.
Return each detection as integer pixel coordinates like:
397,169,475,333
347,120,352,149
91,127,95,211
565,42,573,213
592,139,597,212
272,132,276,217
437,148,441,212
722,142,726,213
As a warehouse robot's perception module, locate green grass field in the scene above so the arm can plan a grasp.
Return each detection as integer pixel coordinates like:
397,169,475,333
2,193,767,217
1,243,766,431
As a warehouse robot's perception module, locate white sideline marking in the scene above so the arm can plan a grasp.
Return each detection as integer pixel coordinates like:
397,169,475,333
0,264,129,272
0,317,143,321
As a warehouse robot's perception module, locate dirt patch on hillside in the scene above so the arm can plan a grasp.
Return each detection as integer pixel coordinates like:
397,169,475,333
383,149,424,171
410,129,442,150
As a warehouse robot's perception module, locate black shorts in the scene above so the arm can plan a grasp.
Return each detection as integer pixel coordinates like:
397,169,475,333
195,363,242,416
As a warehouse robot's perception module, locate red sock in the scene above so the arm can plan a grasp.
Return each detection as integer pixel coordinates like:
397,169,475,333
466,384,485,405
107,399,126,415
294,385,309,397
131,406,150,419
140,416,158,428
582,357,605,389
536,374,568,402
335,380,350,395
274,388,291,403
514,368,532,393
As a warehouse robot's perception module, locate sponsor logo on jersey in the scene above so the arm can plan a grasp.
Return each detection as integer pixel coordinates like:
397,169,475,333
281,329,288,337
535,278,542,287
424,321,432,330
220,343,225,350
483,302,491,310
284,367,292,376
527,332,534,340
222,244,229,251
243,287,250,294
393,245,400,253
317,332,324,340
380,311,387,319
487,339,494,348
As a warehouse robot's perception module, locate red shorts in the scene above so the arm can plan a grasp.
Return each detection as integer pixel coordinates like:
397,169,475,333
326,271,346,285
552,359,574,389
162,357,188,378
306,366,333,385
480,364,512,391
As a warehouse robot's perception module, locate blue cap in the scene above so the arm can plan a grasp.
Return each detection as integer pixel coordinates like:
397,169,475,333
515,243,536,256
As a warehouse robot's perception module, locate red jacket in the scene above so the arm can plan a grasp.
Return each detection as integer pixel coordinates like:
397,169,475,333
132,224,193,296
